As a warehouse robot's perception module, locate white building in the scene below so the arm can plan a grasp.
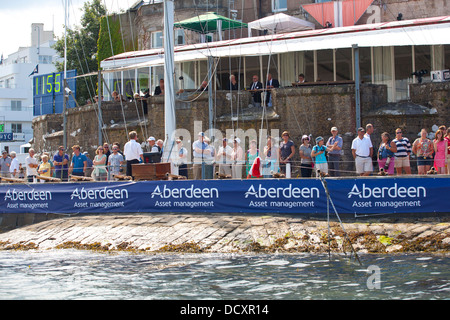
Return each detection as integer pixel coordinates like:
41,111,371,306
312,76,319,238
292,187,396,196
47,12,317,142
0,23,60,155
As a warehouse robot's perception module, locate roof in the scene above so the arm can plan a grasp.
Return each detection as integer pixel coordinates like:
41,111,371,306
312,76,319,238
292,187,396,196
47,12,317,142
174,12,248,34
101,16,450,72
247,13,315,35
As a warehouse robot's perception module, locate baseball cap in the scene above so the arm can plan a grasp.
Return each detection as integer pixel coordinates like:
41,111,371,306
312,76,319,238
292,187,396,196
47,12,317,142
147,136,156,141
315,136,324,143
331,127,338,131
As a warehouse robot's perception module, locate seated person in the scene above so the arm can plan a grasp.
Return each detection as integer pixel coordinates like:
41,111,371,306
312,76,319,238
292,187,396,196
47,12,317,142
297,73,306,83
199,81,208,92
265,73,279,107
249,75,263,107
154,79,165,96
112,91,125,102
227,75,239,91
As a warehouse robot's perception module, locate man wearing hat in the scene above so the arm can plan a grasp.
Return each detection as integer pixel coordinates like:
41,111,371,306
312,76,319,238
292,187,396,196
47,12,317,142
326,127,343,177
147,136,160,153
0,150,11,179
216,138,233,176
311,136,331,177
351,127,373,176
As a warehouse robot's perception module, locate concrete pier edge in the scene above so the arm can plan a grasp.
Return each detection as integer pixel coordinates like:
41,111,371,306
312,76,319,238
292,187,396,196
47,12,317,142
0,212,449,254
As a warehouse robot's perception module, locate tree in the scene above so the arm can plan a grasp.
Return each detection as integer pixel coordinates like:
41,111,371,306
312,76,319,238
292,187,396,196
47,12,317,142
53,0,106,106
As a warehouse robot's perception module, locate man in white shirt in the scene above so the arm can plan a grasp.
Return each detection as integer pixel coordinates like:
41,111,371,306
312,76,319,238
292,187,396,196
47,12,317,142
124,131,144,177
25,148,39,183
192,132,210,179
216,138,233,176
9,151,20,178
351,127,373,176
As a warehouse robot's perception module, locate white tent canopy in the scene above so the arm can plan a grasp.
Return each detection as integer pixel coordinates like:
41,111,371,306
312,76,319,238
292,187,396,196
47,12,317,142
248,13,315,37
101,16,450,72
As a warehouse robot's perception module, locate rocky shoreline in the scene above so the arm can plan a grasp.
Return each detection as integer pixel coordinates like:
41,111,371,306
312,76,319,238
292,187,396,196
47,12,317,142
0,213,449,254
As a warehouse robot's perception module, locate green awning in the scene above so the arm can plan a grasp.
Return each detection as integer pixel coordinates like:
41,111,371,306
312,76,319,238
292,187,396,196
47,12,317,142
174,12,248,34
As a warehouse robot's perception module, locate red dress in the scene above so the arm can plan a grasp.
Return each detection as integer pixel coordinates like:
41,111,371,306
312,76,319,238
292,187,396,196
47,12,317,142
434,140,447,168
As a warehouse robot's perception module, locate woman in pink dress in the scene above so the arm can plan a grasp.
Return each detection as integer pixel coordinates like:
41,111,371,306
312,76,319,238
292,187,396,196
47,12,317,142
445,128,450,174
433,130,448,174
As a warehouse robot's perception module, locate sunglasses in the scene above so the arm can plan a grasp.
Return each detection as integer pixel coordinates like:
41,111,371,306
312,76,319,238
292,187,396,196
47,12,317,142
396,132,402,134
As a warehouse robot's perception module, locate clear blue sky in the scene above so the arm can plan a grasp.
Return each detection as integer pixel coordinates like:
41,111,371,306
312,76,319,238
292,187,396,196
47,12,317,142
0,0,129,58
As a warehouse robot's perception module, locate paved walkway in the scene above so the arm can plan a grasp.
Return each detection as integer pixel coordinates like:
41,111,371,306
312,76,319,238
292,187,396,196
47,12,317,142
0,213,449,254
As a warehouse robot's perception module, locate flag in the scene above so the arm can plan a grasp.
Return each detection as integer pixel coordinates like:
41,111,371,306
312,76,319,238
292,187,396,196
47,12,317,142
29,65,39,77
247,157,262,179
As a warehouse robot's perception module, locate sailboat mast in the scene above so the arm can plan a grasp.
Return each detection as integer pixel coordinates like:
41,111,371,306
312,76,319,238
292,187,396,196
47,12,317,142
164,0,176,144
63,0,68,150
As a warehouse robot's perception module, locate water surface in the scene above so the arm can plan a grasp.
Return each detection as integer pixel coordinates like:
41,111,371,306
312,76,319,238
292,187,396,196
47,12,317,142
0,250,448,300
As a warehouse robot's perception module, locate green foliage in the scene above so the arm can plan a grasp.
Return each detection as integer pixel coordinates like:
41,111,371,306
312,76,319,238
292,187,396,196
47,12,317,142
53,0,106,106
97,15,137,65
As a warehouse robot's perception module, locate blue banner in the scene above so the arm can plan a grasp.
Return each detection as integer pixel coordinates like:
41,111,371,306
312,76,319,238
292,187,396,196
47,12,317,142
0,177,449,216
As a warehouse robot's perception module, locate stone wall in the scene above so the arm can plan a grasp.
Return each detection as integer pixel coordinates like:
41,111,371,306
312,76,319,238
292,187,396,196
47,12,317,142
32,82,446,176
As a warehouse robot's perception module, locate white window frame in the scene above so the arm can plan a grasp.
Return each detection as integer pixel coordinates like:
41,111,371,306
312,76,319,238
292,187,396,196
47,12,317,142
272,0,288,12
151,31,163,49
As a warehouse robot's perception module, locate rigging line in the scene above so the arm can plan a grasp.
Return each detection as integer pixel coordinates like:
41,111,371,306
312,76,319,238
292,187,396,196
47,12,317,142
115,1,146,141
102,0,129,138
125,0,150,140
272,19,312,136
68,0,99,104
67,0,112,145
176,57,221,103
67,0,110,145
67,0,97,98
319,175,362,266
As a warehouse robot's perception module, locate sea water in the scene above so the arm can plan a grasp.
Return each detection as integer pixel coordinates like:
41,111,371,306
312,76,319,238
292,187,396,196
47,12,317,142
0,250,448,300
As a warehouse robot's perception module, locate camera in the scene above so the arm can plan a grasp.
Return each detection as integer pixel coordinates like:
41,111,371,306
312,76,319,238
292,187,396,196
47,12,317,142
411,69,428,83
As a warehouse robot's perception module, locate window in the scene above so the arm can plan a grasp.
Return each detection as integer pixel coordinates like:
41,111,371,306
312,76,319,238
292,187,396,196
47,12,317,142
272,0,287,12
11,101,22,111
394,46,413,101
11,123,22,133
151,31,163,49
39,55,53,64
175,29,185,46
317,49,334,81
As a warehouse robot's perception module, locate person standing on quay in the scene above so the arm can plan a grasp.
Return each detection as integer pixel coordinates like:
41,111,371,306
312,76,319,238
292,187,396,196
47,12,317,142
412,128,434,175
279,131,295,176
299,135,313,178
326,127,343,177
393,128,412,175
0,150,11,179
53,146,70,181
9,151,19,178
351,127,373,176
433,129,448,174
69,145,87,177
124,131,144,178
25,148,39,183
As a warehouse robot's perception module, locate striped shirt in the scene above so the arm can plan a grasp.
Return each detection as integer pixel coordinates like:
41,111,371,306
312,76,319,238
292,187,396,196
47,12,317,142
393,137,411,158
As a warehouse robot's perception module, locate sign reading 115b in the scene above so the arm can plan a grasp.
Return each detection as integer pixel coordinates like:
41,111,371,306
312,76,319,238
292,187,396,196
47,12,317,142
33,70,77,116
